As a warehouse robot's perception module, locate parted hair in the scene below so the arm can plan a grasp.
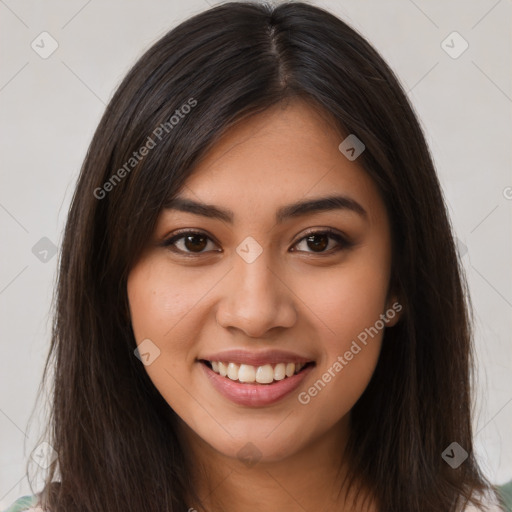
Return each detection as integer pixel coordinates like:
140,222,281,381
26,2,497,511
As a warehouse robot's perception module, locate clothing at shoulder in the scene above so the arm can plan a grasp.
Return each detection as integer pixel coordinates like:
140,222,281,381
463,502,504,511
2,495,43,512
462,487,509,512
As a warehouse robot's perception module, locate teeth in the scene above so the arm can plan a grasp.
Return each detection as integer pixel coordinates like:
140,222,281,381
227,362,239,380
218,362,227,377
207,360,308,384
255,364,274,384
239,364,256,383
274,363,286,381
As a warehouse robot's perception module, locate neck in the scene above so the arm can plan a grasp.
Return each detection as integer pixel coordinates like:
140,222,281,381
178,416,376,512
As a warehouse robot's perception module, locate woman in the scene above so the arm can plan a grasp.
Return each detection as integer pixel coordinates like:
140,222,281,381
4,1,507,511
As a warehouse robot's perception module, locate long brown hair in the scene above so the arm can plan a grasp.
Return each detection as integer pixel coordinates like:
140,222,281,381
25,1,498,510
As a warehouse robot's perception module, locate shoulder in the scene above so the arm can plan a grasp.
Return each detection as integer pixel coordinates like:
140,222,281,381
497,480,512,511
1,495,44,512
460,487,507,512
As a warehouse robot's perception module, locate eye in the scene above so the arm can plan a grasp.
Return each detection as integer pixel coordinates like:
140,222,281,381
291,228,352,254
160,228,352,256
161,230,219,255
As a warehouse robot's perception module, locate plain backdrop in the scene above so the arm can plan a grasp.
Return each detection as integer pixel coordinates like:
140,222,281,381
0,0,511,507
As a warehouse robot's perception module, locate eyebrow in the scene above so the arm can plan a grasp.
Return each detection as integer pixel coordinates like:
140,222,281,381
164,194,368,224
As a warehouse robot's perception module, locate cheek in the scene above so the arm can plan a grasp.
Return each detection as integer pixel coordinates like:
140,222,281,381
297,251,390,344
128,254,198,331
127,258,203,414
293,248,390,410
127,257,199,363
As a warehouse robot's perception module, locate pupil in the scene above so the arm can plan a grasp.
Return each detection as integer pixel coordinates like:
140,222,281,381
185,234,207,252
307,234,328,252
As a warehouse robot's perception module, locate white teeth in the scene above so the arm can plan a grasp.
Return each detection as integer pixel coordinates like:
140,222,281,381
227,362,239,380
218,361,227,377
255,364,274,384
207,360,309,383
274,363,286,380
238,364,256,383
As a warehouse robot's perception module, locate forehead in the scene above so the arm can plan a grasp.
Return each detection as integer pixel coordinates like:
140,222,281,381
174,100,386,227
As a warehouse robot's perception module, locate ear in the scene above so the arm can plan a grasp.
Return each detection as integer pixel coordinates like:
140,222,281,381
384,294,403,327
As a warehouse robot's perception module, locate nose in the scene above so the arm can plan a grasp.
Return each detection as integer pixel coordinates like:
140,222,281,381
215,248,297,338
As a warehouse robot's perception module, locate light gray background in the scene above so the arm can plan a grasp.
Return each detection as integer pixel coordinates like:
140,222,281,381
1,0,511,507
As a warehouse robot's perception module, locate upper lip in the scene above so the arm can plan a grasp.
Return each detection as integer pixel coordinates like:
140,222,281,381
199,349,315,367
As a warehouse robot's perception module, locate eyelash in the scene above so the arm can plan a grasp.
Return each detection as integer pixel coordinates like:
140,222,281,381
160,228,352,256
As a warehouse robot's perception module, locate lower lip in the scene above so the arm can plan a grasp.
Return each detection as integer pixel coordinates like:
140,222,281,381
199,361,315,407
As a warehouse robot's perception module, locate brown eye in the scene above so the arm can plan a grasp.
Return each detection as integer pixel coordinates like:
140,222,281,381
305,233,329,252
162,231,219,254
161,228,352,257
182,233,208,252
292,229,351,254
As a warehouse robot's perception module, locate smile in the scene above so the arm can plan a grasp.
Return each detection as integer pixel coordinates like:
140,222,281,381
199,359,316,407
203,360,313,384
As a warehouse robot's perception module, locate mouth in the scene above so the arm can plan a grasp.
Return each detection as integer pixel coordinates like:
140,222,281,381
199,358,316,407
199,359,316,385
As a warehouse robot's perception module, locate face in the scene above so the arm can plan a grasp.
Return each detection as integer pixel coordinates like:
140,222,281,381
127,99,401,465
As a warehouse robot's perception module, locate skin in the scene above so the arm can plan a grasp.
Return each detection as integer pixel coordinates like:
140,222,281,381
127,99,401,512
